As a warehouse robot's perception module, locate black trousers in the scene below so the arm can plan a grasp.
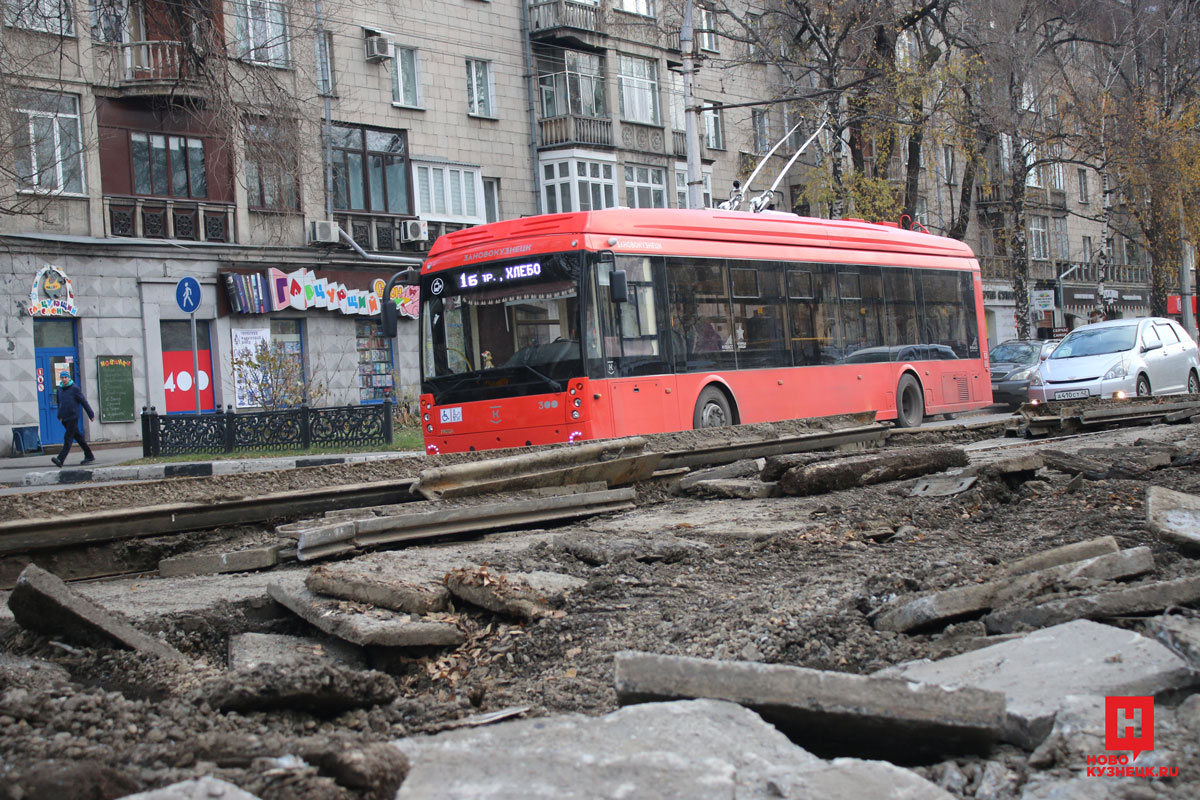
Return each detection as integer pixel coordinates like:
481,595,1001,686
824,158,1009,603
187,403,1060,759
60,417,94,461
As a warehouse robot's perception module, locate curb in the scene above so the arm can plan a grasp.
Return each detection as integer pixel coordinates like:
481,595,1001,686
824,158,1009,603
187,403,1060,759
22,452,415,487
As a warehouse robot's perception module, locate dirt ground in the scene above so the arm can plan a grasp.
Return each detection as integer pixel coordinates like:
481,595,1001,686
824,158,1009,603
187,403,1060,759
2,417,1200,798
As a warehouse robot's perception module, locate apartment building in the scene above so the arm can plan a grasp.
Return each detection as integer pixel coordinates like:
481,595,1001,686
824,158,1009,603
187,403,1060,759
1,0,1162,454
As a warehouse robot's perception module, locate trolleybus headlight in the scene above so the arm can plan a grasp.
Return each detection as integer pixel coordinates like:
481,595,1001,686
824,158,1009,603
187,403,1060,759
573,398,581,407
424,413,430,421
426,424,433,432
571,410,580,419
569,388,577,395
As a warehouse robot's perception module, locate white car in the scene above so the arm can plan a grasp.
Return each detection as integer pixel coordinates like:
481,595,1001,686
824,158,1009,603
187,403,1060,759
1029,317,1200,402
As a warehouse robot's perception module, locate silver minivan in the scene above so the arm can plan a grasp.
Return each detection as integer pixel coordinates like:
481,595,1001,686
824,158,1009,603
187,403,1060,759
1028,317,1200,402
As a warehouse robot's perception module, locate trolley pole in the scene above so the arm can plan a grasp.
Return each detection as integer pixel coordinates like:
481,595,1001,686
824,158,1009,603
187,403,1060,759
681,0,702,209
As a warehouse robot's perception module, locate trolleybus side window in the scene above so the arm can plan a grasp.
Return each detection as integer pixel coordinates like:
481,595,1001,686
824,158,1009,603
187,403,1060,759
595,255,669,376
837,266,886,360
786,263,840,365
731,266,788,369
883,269,920,358
666,258,737,371
919,268,971,357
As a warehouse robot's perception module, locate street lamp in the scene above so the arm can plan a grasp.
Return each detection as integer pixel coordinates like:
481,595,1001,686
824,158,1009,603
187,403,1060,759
1056,263,1080,330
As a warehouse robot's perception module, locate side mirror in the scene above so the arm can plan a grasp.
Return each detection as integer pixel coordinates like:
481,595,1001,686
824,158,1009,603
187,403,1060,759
610,269,629,304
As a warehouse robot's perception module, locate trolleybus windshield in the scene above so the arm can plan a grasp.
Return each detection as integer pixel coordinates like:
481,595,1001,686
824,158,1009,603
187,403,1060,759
421,251,585,405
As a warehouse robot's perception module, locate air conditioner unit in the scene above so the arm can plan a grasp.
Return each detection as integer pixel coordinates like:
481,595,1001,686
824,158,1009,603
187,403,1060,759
309,220,340,244
365,35,393,62
401,219,429,243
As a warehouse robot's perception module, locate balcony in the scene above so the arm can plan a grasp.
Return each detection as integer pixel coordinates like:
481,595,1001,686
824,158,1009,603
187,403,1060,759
335,212,430,252
538,114,614,148
105,196,235,243
672,130,686,157
112,41,206,97
620,121,667,154
530,0,605,41
975,183,1005,207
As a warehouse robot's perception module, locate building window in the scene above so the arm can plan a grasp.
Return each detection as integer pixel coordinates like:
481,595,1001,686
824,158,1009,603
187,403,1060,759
1030,215,1049,260
943,145,956,184
703,102,724,149
747,13,763,58
1049,160,1065,191
674,166,712,208
541,156,616,213
615,0,653,17
131,132,206,198
483,177,500,223
752,109,770,153
618,54,659,125
393,46,421,107
91,0,127,42
624,165,666,208
233,0,289,67
317,30,336,96
5,0,74,34
415,162,483,223
538,50,604,118
466,58,494,117
330,125,410,214
12,90,85,194
781,105,804,150
1078,168,1089,203
697,8,718,52
245,121,298,210
1053,217,1068,259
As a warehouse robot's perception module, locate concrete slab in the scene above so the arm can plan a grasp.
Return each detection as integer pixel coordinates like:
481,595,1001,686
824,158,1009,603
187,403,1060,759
994,537,1119,578
203,663,398,714
159,546,279,578
88,776,262,800
228,632,366,671
393,698,952,799
444,568,587,620
686,478,779,499
306,562,450,613
983,575,1200,633
677,458,765,490
614,651,1005,762
1146,485,1200,549
778,446,968,496
878,620,1198,749
268,583,464,648
1145,614,1200,669
874,547,1155,633
7,565,187,662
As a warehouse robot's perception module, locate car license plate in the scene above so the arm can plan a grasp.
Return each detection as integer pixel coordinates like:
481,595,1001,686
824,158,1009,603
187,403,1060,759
1055,390,1090,400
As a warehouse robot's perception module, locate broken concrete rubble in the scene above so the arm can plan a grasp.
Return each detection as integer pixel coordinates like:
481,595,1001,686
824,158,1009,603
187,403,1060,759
7,564,187,662
306,561,451,614
983,575,1200,633
874,547,1155,633
1146,485,1200,550
443,567,586,620
613,651,1006,762
1145,613,1200,670
268,583,464,648
201,663,398,715
878,620,1198,749
677,457,764,490
1029,693,1183,772
993,537,1119,578
393,698,954,799
227,632,365,671
685,477,780,499
158,545,280,577
778,446,968,496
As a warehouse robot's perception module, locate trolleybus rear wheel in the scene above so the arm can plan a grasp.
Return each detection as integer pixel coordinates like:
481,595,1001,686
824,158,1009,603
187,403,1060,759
693,386,732,429
895,374,924,428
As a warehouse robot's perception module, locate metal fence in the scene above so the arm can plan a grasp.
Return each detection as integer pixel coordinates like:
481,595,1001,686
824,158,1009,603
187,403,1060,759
140,402,394,457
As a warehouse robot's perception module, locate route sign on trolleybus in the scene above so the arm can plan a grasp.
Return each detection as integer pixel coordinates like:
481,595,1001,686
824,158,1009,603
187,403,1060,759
417,207,991,454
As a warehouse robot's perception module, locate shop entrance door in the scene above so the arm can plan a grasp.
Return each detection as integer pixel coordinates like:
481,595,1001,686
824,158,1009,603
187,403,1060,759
34,319,79,447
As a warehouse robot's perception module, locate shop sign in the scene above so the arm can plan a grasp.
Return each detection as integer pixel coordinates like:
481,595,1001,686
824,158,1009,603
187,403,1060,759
27,265,78,317
1031,289,1056,312
371,279,420,319
1168,295,1198,315
983,289,1017,302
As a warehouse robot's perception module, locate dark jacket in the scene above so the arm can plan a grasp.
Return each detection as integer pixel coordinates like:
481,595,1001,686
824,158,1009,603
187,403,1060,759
56,383,94,422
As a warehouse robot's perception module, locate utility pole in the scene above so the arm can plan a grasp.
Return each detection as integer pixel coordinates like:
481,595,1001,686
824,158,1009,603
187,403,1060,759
681,0,702,208
1180,187,1195,338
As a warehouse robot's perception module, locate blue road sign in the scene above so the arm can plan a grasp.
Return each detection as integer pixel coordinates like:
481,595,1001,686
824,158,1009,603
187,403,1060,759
176,276,201,313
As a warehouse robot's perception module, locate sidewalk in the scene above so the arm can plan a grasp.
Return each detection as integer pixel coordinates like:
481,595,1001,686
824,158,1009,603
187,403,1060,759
0,444,423,490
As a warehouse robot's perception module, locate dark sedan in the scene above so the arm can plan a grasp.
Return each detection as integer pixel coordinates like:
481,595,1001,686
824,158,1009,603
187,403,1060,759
990,339,1057,407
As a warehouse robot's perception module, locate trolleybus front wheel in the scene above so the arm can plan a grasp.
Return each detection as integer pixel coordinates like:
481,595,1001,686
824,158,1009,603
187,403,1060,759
894,374,925,428
693,386,733,429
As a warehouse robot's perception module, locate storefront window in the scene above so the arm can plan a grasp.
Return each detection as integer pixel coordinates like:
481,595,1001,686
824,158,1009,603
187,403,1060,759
356,318,394,403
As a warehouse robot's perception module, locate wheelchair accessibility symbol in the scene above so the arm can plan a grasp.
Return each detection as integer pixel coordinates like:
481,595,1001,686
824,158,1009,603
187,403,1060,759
431,278,445,296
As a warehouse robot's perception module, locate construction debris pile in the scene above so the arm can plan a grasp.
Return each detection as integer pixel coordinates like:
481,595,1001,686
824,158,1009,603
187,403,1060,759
3,412,1200,798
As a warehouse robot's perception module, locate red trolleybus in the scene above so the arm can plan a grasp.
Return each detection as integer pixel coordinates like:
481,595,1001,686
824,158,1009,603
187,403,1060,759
418,208,991,453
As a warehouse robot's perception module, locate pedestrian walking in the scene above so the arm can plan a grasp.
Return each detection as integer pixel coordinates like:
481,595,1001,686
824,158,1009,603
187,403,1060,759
52,373,95,467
